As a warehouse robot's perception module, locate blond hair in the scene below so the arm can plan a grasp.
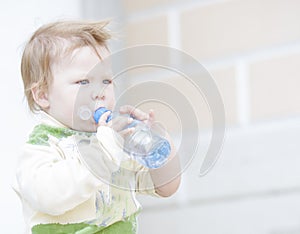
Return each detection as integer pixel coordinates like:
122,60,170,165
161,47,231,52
21,20,112,112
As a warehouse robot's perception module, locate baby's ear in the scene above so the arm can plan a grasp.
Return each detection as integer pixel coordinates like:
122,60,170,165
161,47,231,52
31,83,50,109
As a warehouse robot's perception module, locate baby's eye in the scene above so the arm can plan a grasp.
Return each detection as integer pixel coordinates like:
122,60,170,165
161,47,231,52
103,79,112,85
77,79,90,85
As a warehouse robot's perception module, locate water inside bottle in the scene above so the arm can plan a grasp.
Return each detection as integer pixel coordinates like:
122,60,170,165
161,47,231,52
125,131,171,169
133,137,171,169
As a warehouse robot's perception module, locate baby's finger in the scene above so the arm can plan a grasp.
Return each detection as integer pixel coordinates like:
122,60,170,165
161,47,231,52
118,127,135,138
119,105,148,121
111,115,134,132
97,111,111,126
147,109,155,125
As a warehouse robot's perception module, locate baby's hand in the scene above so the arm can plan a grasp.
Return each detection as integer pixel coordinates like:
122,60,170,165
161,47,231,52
96,108,135,138
96,111,112,127
119,105,155,126
120,105,169,139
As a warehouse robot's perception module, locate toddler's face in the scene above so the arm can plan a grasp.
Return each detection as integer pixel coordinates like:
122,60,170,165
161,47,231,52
46,45,115,132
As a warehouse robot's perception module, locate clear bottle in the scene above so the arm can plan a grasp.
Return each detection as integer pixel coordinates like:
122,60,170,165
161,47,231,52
93,107,171,169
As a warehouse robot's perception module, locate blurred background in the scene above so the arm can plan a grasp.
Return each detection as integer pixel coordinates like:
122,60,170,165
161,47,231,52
2,0,300,233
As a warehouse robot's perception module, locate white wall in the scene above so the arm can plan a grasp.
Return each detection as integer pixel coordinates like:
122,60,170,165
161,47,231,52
0,0,81,232
117,0,300,233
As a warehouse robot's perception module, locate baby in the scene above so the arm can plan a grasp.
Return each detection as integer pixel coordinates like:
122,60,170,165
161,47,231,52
14,20,181,234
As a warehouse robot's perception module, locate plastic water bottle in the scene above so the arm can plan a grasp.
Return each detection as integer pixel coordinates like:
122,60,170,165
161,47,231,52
93,107,171,169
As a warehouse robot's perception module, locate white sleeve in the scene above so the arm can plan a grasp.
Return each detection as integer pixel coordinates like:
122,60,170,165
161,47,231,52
15,144,101,216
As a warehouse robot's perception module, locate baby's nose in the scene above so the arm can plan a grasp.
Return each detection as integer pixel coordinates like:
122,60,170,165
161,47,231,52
91,83,105,100
93,90,105,100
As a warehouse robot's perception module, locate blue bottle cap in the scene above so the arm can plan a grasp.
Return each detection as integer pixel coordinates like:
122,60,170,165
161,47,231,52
93,107,112,124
